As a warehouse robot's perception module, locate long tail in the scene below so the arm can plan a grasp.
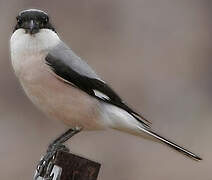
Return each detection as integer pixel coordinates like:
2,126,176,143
138,126,202,161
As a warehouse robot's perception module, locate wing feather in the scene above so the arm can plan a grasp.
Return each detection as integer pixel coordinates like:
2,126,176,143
45,43,151,127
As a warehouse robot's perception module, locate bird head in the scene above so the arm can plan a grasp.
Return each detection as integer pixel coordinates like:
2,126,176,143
14,9,56,35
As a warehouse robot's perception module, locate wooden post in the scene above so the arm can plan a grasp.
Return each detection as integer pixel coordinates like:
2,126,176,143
37,150,101,180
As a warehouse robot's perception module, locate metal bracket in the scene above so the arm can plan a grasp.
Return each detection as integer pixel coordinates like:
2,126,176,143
35,165,62,180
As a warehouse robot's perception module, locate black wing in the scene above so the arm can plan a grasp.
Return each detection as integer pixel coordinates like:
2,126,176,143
45,44,151,127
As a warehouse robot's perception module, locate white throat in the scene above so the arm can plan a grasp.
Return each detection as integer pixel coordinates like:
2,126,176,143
10,28,60,77
10,29,60,56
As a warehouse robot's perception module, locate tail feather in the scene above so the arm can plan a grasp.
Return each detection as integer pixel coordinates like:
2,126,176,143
138,126,202,161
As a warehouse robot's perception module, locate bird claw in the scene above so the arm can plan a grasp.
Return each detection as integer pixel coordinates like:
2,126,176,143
34,128,81,180
34,144,69,180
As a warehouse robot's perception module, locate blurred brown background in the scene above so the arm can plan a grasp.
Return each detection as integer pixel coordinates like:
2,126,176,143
0,0,212,179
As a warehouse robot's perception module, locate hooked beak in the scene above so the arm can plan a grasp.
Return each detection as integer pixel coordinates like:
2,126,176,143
25,20,39,35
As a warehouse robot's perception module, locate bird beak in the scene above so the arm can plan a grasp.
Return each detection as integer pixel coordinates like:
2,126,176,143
29,20,35,33
25,20,39,35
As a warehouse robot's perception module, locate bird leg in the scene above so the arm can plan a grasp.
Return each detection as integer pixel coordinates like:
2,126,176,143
34,127,82,180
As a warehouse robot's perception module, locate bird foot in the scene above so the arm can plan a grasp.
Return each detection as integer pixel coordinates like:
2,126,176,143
34,128,82,180
34,143,69,180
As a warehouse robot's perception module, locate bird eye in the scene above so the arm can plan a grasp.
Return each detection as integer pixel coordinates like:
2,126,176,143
45,18,49,23
16,17,22,25
42,16,49,24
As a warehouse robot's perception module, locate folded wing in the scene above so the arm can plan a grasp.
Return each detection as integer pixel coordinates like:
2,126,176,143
45,42,151,128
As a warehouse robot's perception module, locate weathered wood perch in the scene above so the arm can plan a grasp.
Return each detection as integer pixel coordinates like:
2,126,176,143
36,150,101,180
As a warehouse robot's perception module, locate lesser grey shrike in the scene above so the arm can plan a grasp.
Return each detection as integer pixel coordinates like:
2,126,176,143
10,9,202,178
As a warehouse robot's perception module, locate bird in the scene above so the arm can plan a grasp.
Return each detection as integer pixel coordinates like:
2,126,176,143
10,9,202,179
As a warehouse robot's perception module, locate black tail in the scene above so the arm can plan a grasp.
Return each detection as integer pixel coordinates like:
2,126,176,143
138,126,202,161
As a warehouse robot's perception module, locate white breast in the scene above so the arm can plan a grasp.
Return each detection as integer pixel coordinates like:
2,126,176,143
9,29,106,130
